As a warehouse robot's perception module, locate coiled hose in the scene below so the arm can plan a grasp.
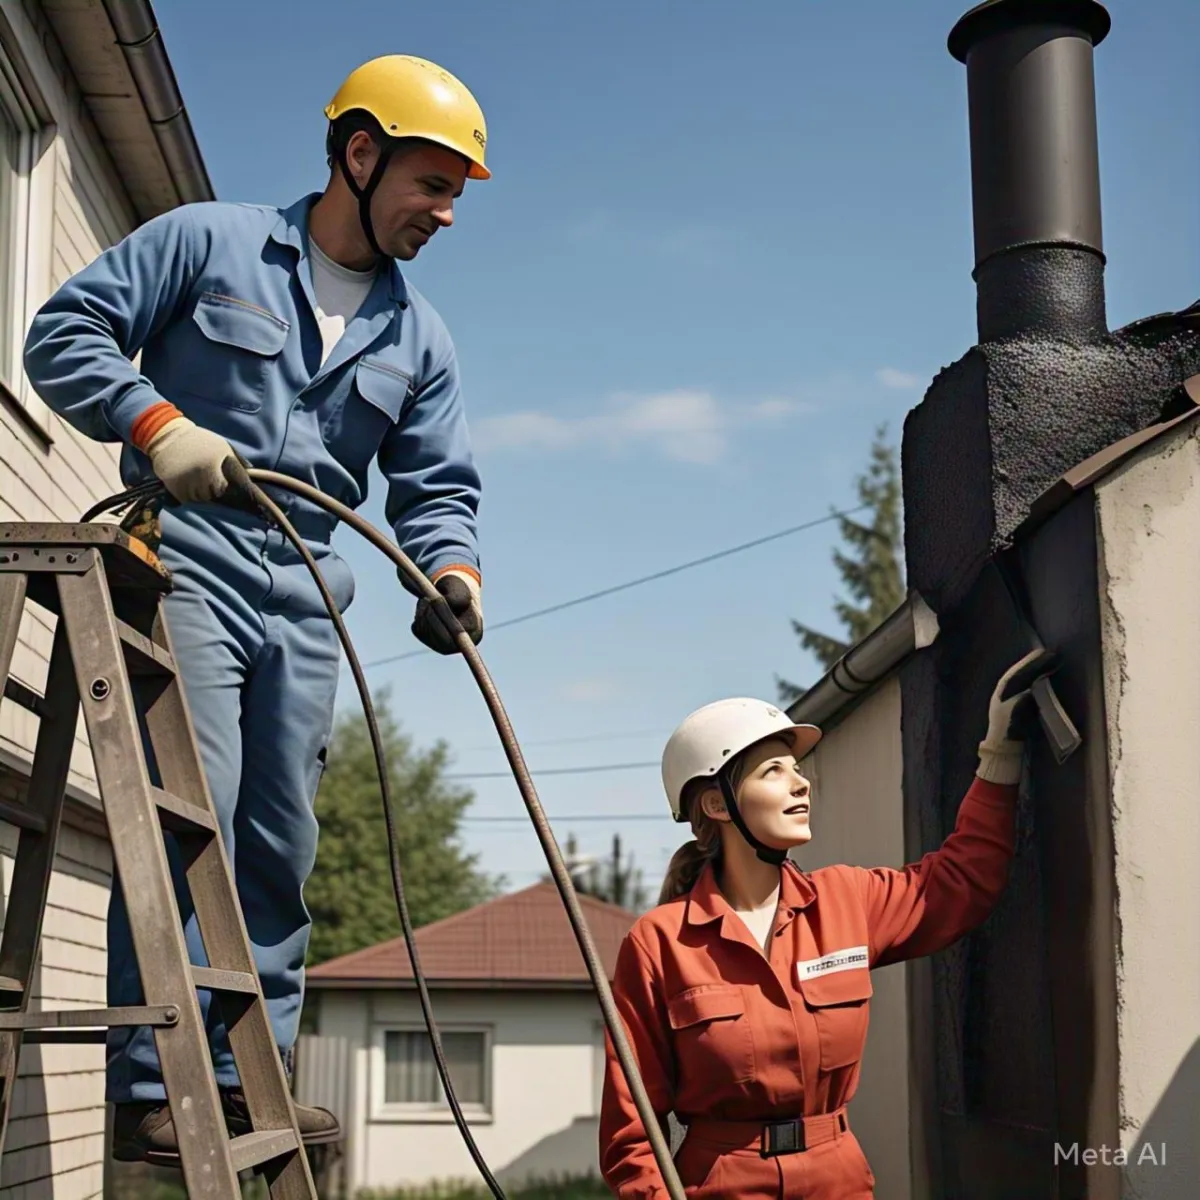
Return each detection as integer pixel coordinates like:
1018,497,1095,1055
81,469,686,1200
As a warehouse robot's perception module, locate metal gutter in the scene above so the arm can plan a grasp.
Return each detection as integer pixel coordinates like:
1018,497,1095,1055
786,591,940,729
99,0,214,204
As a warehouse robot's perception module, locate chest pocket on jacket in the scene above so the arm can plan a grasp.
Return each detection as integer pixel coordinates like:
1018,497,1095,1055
667,985,755,1087
323,356,413,470
798,968,873,1072
186,293,290,413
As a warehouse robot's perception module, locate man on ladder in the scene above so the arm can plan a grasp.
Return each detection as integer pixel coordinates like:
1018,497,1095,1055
21,55,489,1164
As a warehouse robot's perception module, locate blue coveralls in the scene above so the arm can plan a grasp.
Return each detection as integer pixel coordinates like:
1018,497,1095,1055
22,193,482,1103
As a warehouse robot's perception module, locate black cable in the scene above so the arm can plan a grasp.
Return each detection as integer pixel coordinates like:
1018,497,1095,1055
243,485,508,1199
86,475,687,1200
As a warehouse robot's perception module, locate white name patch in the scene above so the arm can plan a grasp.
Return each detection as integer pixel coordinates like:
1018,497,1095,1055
795,945,869,982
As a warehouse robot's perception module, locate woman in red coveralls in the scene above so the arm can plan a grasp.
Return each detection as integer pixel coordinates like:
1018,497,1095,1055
600,651,1048,1199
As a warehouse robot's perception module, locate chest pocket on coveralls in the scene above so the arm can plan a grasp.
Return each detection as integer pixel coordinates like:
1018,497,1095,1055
798,968,873,1072
324,356,413,470
667,985,755,1086
188,293,290,413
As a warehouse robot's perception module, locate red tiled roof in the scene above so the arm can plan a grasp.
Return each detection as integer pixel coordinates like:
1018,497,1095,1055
306,882,638,988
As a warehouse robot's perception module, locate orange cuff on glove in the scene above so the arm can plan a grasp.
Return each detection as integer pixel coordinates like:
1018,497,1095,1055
431,564,482,588
131,401,184,451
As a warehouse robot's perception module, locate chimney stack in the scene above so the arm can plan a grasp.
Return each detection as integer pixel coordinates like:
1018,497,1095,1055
901,0,1200,616
950,0,1111,341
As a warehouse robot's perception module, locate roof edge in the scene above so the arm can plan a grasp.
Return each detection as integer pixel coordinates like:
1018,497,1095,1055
100,0,214,205
306,977,605,992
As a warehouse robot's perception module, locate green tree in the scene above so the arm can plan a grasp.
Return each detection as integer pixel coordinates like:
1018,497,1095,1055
777,425,905,705
305,691,503,966
553,832,649,914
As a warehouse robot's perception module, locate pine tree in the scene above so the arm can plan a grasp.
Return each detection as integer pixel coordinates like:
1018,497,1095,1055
777,425,905,705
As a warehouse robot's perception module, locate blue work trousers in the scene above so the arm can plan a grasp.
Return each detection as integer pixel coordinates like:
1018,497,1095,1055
105,504,349,1103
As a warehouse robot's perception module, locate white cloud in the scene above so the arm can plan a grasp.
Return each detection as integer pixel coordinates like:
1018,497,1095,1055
473,388,810,465
876,367,922,390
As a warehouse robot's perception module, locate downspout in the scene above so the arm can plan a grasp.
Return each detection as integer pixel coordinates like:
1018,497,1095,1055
99,0,215,205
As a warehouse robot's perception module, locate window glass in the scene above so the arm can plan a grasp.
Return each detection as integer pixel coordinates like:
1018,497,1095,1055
383,1029,487,1106
0,99,18,385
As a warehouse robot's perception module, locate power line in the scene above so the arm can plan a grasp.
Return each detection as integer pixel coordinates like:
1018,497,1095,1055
363,502,868,670
444,760,659,780
457,727,665,753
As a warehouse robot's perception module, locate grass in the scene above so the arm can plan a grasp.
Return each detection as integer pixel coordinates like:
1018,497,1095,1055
112,1172,611,1199
353,1179,611,1200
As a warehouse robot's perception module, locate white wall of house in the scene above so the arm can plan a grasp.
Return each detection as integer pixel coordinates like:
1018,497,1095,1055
315,987,607,1193
1,0,135,802
1,2,143,1195
791,675,911,1200
1095,418,1200,1198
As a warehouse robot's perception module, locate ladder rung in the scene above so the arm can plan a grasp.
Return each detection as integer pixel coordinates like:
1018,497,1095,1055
0,1004,178,1031
3,677,47,718
191,967,259,996
153,787,217,834
229,1128,300,1173
0,796,47,834
116,619,176,676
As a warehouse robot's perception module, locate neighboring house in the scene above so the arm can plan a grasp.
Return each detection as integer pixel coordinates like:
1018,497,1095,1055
303,882,637,1194
0,0,211,1195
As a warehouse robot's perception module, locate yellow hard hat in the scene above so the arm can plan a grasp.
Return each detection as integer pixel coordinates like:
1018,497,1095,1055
324,55,490,181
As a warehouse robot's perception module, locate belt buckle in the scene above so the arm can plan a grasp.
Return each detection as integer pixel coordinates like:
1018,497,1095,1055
760,1117,805,1158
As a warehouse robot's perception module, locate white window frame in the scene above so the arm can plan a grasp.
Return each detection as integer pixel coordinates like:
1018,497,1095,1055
369,1023,494,1125
0,39,55,441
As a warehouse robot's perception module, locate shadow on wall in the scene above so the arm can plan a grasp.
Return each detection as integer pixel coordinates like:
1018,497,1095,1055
496,1115,601,1188
1124,1037,1200,1198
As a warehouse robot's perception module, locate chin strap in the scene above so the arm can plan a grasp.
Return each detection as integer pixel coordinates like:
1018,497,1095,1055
337,140,394,259
718,768,788,866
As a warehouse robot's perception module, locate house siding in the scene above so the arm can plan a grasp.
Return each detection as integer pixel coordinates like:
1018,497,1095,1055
0,2,153,1196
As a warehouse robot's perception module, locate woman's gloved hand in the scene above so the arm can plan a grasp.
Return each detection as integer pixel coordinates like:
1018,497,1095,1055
977,648,1058,784
412,568,484,655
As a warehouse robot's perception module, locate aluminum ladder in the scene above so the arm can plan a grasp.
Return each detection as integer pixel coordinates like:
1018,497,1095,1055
0,521,317,1198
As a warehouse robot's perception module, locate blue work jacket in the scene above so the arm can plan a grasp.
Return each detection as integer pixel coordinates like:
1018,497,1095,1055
22,193,481,585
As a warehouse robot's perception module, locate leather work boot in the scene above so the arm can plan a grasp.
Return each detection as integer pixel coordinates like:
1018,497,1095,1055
111,1102,182,1166
221,1087,342,1145
111,1091,341,1166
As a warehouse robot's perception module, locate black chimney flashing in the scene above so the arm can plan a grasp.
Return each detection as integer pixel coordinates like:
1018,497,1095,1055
948,0,1110,64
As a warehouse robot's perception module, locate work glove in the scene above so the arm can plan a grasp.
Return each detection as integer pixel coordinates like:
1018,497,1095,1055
142,415,239,505
412,569,484,655
976,648,1058,784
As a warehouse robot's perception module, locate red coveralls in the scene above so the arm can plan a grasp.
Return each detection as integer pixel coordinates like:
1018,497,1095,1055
600,777,1017,1198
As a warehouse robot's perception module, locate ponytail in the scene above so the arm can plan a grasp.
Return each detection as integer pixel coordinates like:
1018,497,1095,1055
658,777,723,904
658,840,713,905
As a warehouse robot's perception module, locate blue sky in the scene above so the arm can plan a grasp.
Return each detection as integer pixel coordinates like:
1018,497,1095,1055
157,0,1199,896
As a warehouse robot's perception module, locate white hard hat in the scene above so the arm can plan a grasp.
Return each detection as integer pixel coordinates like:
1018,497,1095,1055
661,698,822,822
